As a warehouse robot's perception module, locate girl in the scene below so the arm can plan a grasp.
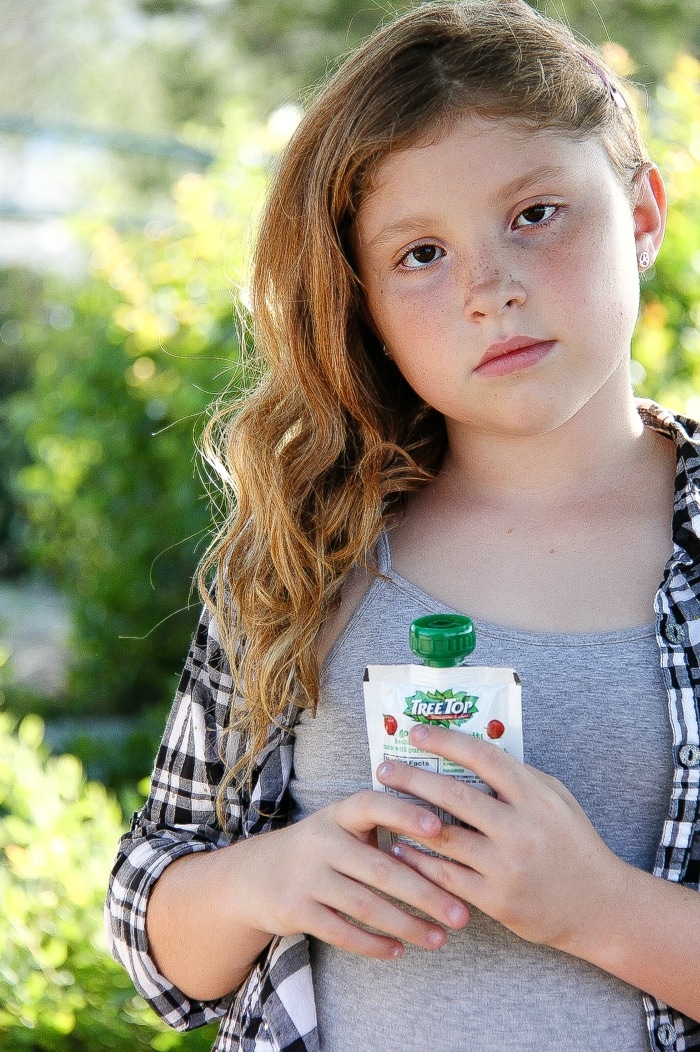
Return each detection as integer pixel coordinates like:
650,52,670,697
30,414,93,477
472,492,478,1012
106,2,700,1050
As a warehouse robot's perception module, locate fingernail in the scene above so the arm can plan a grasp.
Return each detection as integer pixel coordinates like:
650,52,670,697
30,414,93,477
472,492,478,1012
427,928,445,948
411,725,428,743
377,761,393,779
390,944,404,959
448,903,467,926
420,811,441,834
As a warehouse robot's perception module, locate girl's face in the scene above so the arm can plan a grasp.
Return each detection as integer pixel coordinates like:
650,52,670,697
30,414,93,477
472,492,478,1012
353,115,665,442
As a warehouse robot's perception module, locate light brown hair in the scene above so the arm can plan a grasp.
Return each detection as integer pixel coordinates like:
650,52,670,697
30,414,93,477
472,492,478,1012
200,0,649,815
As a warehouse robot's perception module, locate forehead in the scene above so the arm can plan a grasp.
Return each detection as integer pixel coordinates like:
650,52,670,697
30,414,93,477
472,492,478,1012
357,116,612,229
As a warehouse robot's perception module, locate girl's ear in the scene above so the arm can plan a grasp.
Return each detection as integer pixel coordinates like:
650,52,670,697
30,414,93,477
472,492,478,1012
632,163,667,267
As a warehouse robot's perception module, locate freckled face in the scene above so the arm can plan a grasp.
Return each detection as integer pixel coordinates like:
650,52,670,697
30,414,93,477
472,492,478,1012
353,116,645,439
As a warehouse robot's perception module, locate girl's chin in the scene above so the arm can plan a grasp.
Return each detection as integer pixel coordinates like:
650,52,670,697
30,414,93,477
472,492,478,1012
447,405,581,442
444,378,628,442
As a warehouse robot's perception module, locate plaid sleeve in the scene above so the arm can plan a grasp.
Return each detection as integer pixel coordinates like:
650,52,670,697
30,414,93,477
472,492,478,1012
105,603,243,1031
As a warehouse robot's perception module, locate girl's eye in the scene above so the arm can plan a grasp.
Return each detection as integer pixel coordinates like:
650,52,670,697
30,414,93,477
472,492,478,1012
399,243,445,269
513,204,557,228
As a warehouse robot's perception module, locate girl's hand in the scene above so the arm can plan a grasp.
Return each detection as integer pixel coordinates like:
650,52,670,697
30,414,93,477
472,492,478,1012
376,724,627,955
236,789,470,960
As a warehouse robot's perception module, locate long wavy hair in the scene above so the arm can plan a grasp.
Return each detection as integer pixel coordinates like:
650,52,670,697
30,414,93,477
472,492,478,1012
199,0,648,811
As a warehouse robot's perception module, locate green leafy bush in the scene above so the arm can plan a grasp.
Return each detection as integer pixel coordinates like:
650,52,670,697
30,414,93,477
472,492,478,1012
7,260,216,715
6,104,290,717
632,53,700,411
0,269,46,577
0,713,218,1050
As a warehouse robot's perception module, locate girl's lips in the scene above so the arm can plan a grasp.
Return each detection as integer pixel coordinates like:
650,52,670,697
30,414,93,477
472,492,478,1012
474,339,556,378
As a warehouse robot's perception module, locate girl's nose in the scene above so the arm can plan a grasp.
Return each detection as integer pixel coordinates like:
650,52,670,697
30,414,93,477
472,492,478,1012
463,271,527,320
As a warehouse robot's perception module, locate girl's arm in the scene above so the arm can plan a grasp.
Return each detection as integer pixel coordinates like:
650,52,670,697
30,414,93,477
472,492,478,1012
105,606,240,1030
376,724,700,1023
144,843,272,1000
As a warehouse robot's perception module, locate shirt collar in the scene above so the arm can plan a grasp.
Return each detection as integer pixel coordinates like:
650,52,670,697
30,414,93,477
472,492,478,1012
638,399,700,562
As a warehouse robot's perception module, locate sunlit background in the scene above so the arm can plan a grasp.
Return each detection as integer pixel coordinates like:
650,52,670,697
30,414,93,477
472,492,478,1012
0,0,698,1047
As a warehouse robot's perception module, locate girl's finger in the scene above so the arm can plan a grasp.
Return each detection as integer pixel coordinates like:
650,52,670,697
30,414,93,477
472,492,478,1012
389,840,484,906
408,724,529,802
376,758,503,838
300,900,406,960
315,870,451,951
334,788,444,841
338,835,470,931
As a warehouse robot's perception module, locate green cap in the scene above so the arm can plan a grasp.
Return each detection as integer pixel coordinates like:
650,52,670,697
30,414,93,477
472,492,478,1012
409,614,476,667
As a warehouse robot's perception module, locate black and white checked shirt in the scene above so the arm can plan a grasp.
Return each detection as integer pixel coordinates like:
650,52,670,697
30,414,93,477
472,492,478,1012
106,401,700,1052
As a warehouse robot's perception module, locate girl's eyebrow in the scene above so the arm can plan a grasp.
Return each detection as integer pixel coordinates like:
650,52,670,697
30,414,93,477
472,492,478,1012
366,163,571,247
498,163,570,201
368,214,441,247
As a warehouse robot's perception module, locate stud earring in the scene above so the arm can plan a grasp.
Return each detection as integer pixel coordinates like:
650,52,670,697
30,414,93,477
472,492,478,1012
638,250,651,270
382,344,391,358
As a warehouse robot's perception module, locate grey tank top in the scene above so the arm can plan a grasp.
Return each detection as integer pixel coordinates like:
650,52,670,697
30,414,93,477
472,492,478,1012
289,533,673,1052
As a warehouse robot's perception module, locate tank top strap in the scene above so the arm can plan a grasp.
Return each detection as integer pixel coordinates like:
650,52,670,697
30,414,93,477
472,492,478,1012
376,529,392,575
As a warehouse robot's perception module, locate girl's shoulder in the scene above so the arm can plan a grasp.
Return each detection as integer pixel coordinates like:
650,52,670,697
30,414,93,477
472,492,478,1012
638,398,700,452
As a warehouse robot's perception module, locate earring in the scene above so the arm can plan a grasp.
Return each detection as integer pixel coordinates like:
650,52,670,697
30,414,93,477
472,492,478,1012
382,344,391,358
638,250,651,270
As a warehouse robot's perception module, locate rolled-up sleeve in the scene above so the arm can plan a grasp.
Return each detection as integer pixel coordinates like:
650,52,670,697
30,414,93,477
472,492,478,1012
105,604,242,1030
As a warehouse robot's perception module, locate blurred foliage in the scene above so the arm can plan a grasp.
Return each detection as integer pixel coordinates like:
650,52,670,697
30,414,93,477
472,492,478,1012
3,0,697,142
4,104,295,717
0,273,40,575
536,0,700,83
0,712,218,1049
216,0,699,110
632,53,700,412
151,0,700,112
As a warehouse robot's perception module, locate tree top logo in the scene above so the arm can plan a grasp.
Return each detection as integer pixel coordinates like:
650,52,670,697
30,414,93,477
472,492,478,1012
404,689,479,729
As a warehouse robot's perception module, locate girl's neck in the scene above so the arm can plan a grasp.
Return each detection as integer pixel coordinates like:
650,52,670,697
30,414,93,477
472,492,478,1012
438,384,647,512
390,383,676,633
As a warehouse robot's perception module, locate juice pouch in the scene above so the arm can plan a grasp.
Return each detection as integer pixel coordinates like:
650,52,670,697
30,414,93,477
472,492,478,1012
363,614,522,852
